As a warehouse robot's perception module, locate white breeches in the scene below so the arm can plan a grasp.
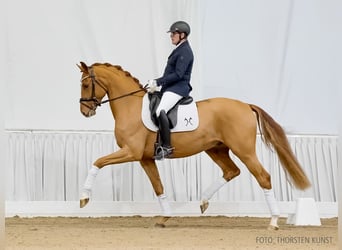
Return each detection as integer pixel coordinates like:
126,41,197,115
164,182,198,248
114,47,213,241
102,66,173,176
156,91,183,117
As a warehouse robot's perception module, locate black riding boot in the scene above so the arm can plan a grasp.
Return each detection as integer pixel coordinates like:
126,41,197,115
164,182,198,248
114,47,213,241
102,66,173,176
154,110,173,160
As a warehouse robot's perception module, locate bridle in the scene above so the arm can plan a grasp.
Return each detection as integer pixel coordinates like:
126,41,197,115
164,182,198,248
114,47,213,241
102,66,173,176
79,67,148,110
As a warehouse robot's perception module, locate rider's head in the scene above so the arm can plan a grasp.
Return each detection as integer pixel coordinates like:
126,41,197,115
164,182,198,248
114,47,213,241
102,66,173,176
167,21,190,45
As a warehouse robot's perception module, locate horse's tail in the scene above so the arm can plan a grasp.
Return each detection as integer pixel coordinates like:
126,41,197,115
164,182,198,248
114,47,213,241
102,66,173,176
249,104,311,190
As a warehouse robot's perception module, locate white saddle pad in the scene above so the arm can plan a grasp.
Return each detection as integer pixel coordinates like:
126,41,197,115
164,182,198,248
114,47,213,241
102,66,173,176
141,94,199,132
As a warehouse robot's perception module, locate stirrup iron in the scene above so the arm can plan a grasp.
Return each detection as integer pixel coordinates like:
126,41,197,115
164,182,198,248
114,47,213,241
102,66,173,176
153,146,173,160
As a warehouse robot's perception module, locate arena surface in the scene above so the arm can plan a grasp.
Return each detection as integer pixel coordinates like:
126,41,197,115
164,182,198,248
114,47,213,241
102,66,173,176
6,216,337,249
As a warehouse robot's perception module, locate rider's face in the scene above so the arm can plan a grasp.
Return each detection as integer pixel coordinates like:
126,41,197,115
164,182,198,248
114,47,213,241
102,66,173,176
170,32,184,45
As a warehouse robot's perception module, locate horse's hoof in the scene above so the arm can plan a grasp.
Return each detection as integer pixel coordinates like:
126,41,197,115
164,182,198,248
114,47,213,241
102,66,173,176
155,216,170,228
267,225,279,231
154,223,166,228
200,200,209,214
80,198,89,208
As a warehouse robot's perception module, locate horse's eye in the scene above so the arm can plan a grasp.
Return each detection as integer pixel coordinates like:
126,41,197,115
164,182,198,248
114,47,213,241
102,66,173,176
82,83,89,89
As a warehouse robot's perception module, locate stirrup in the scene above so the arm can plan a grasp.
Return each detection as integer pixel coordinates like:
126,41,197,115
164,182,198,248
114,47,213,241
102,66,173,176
153,146,174,160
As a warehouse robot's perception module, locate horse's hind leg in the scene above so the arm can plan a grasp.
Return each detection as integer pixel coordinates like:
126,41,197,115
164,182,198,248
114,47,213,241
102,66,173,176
201,145,241,213
238,153,280,230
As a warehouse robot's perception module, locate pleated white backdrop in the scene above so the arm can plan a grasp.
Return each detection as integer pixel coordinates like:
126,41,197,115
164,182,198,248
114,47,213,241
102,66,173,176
6,131,337,217
3,0,340,217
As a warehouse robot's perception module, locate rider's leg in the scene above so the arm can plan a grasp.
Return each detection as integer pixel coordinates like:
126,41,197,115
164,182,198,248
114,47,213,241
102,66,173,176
158,110,172,147
154,91,182,160
154,110,173,159
156,91,183,117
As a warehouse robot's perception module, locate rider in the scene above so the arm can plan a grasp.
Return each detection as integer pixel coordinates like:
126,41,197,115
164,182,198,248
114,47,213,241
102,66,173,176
149,21,194,160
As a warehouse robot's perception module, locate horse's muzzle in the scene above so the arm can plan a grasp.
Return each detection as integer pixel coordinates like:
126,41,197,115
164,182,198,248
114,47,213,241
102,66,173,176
81,109,96,117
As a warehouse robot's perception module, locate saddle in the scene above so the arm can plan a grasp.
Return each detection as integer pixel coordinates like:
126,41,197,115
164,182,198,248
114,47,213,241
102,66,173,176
148,92,193,129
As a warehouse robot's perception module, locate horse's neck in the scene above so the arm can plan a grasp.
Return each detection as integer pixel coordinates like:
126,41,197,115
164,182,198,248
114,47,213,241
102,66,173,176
108,95,142,123
104,72,143,124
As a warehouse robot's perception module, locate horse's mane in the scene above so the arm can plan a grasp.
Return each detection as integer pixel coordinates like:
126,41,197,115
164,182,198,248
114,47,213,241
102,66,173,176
91,62,144,88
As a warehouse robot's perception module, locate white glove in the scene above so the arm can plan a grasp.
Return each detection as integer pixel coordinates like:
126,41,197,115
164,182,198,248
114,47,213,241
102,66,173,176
147,79,158,93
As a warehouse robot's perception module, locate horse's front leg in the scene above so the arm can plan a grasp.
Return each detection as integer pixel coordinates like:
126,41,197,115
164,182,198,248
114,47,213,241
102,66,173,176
140,159,172,227
80,147,136,208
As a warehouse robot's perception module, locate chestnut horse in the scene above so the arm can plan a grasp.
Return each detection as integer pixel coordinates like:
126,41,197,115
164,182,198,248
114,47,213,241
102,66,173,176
77,62,310,229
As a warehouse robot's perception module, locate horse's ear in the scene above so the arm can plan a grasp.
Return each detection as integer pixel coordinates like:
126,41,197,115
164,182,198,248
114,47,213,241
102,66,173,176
77,61,88,73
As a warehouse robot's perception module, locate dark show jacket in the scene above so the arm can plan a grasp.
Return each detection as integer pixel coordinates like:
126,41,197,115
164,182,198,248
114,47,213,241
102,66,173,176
156,40,193,97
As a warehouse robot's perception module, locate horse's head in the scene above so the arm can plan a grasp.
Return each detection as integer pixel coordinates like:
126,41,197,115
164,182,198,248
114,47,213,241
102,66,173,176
77,62,107,117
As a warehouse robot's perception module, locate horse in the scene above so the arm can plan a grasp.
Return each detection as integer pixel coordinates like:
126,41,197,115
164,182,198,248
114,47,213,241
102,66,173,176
77,61,310,229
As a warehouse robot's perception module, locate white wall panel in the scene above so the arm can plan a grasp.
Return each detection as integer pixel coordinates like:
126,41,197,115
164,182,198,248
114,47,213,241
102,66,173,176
6,131,337,204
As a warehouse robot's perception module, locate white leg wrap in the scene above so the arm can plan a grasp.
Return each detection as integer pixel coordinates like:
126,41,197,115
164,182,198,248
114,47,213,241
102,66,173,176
263,188,280,216
202,177,227,201
158,194,172,216
264,189,280,228
81,166,100,198
270,215,279,227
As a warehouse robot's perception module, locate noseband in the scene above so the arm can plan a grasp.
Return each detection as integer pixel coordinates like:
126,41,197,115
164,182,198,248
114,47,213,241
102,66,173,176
79,67,148,110
79,68,107,110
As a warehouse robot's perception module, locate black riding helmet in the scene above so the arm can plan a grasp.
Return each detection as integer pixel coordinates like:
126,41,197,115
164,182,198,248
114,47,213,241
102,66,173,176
167,21,191,36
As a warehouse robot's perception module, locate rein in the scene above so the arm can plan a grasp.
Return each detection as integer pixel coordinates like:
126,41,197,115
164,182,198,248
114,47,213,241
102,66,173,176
100,87,147,105
79,67,148,108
